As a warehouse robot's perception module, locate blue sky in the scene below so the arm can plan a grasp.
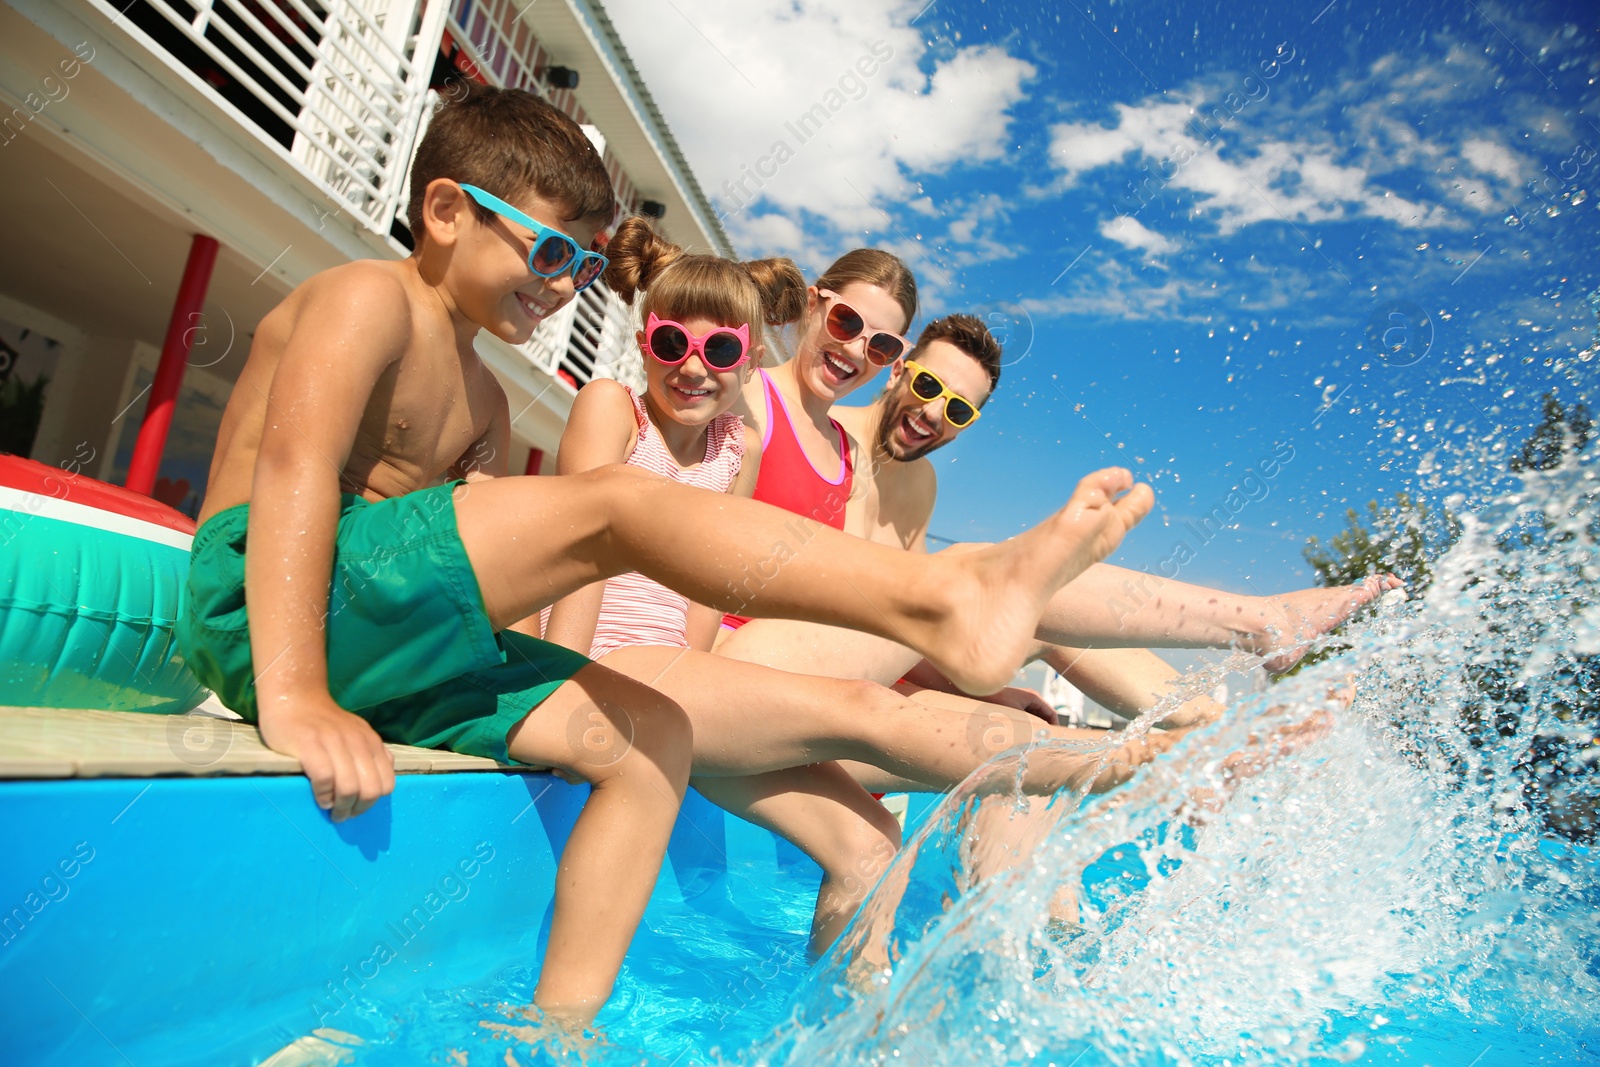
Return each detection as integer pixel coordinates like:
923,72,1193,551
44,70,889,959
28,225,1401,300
607,0,1598,593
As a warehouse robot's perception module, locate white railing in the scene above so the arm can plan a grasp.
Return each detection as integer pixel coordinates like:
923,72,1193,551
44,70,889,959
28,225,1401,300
117,0,447,237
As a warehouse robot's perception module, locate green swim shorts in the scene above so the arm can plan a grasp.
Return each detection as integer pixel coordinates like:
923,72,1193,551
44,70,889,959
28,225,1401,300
174,481,592,763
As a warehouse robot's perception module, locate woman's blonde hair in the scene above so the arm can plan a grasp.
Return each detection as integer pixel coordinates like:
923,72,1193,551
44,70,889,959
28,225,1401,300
604,218,806,338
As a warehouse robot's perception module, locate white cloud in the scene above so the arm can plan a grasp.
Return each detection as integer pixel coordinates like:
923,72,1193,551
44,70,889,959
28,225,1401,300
726,211,808,258
1017,259,1204,323
1100,214,1179,254
1460,138,1527,188
1049,97,1201,186
603,0,1034,259
1037,44,1554,252
1017,253,1340,325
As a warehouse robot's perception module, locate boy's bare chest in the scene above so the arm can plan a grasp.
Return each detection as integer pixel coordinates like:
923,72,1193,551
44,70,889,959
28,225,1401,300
349,351,498,492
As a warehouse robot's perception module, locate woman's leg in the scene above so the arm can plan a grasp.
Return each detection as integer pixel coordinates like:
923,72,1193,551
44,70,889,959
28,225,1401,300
591,645,1123,795
713,618,923,687
453,466,1152,694
692,765,901,954
503,663,692,1023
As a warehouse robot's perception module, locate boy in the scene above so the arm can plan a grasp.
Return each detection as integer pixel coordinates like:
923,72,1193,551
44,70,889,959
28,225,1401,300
177,86,1152,1021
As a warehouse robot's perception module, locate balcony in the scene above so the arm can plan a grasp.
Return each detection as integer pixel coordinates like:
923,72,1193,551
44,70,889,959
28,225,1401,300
115,0,443,247
103,0,643,393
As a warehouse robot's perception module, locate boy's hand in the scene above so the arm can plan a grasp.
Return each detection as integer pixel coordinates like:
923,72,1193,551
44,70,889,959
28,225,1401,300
259,695,396,821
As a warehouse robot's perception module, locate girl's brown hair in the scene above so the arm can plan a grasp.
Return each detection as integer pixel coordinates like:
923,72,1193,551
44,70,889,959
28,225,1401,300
813,249,919,332
604,218,806,336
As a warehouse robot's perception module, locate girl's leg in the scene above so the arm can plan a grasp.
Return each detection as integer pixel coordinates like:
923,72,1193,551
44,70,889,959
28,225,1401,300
833,763,934,793
452,466,1152,694
502,663,692,1023
692,764,901,954
1038,645,1223,728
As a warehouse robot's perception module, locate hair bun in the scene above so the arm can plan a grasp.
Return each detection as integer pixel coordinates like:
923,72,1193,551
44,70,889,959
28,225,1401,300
603,216,684,304
740,257,806,326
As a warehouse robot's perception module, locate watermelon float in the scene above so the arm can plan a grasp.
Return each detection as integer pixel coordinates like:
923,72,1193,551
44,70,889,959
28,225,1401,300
0,453,206,713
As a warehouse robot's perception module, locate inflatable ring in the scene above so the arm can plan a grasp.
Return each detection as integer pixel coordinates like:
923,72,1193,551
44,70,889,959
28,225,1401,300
0,454,207,714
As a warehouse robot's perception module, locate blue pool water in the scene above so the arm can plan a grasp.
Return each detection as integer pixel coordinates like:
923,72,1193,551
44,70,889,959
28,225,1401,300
308,821,829,1066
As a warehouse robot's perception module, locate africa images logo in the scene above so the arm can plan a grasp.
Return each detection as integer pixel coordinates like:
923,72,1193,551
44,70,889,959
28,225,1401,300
1365,300,1435,368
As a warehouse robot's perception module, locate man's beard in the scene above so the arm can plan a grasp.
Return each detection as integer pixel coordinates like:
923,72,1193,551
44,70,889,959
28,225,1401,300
876,387,945,463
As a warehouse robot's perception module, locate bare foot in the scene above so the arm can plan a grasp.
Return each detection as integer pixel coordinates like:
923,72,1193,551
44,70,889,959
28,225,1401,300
926,468,1154,693
1245,575,1405,673
479,1004,604,1060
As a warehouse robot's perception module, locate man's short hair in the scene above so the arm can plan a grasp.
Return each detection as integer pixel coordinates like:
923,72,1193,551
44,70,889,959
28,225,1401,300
910,314,1002,397
407,84,616,236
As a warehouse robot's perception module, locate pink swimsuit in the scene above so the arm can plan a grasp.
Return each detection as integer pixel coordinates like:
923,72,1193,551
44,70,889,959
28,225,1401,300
543,387,744,660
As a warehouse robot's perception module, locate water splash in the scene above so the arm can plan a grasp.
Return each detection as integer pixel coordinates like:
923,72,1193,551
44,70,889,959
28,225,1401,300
751,452,1600,1066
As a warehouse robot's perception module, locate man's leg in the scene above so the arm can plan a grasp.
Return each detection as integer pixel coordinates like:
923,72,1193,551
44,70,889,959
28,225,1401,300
692,765,901,954
1022,561,1401,672
451,465,1152,694
503,663,692,1022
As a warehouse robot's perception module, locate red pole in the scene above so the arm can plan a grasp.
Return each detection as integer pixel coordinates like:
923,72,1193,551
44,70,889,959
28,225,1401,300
524,448,545,476
126,234,220,496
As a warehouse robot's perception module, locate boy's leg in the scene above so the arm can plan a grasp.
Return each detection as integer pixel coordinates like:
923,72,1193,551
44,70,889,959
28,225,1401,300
502,662,693,1022
692,764,901,954
451,466,1152,694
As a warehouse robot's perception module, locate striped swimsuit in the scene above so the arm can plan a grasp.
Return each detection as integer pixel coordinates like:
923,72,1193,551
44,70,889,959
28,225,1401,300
543,387,745,660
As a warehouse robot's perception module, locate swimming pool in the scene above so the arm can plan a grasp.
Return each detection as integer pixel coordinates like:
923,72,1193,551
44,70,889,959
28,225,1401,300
6,463,1597,1067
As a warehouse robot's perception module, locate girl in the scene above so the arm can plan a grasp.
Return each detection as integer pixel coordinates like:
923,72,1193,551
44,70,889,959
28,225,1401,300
539,220,1186,953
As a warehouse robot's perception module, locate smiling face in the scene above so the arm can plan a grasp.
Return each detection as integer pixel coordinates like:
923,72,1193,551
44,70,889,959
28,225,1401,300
876,339,993,462
792,282,910,403
428,180,601,345
639,314,756,429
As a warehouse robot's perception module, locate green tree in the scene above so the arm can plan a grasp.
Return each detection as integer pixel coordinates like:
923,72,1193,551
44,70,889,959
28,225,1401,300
1511,391,1594,473
1303,491,1458,595
1299,387,1598,841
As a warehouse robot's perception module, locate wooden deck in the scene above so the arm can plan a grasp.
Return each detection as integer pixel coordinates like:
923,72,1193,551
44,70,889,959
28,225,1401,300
0,704,513,779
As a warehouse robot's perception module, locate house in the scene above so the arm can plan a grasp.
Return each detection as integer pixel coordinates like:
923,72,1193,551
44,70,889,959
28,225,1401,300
0,0,729,514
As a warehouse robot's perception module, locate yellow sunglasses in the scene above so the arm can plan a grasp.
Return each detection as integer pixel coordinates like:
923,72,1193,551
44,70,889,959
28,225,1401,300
903,360,981,428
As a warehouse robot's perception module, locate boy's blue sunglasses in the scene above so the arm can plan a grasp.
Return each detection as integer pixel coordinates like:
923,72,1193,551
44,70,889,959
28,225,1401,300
458,183,608,292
